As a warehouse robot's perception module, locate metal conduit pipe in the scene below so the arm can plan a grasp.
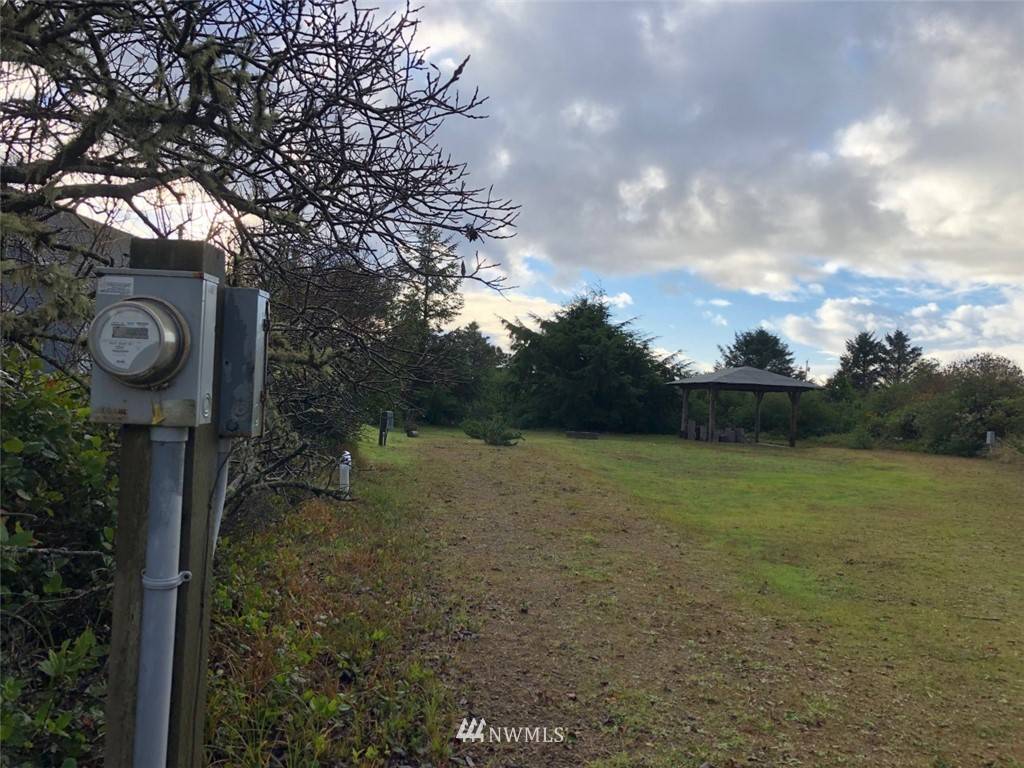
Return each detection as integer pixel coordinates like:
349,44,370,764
134,426,190,768
210,438,233,555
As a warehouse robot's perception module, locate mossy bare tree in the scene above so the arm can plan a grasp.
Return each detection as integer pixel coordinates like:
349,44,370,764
1,0,517,503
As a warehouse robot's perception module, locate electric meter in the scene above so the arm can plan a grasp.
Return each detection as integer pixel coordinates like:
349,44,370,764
89,268,218,427
88,298,190,387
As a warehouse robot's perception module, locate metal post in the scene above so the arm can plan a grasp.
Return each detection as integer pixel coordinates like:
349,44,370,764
209,438,233,555
339,463,351,497
134,426,190,768
679,389,689,438
339,450,352,498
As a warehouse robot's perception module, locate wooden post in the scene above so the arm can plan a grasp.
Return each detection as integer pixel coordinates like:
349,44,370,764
104,427,150,768
754,391,764,443
679,389,689,438
788,390,801,448
708,386,718,443
105,240,225,768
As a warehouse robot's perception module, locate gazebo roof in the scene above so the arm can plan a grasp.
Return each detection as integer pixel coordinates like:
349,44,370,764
668,366,821,392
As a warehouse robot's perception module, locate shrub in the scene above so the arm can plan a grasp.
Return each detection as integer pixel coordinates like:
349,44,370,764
461,417,523,446
913,393,985,456
846,425,875,450
1,348,118,766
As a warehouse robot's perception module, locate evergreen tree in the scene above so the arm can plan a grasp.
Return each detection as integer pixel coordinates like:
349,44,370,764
395,226,465,345
421,323,506,424
392,226,465,424
839,331,886,392
718,328,795,375
503,293,689,432
880,329,923,385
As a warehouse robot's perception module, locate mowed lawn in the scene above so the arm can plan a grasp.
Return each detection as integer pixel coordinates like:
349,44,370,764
208,427,1022,766
527,432,1023,736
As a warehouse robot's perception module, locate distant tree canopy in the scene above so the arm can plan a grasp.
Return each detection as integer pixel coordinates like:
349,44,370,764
837,329,925,392
838,331,886,392
389,226,466,425
502,294,689,433
880,329,923,386
718,328,796,376
418,322,506,426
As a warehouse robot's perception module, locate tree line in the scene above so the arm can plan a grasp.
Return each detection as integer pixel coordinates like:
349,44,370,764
412,291,1023,459
714,326,1023,455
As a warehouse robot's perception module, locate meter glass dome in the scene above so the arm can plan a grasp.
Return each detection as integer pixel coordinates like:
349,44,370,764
88,298,189,386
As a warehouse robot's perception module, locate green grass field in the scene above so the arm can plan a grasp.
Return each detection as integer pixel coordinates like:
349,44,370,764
209,429,1023,766
534,433,1023,696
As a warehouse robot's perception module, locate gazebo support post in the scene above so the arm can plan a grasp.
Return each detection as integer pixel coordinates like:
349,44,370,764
787,390,801,447
679,389,689,438
708,386,718,443
754,391,764,443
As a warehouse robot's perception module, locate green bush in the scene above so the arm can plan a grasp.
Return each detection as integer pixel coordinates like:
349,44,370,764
846,425,875,450
460,418,486,440
1,349,117,767
912,394,983,456
907,356,1024,456
461,417,523,446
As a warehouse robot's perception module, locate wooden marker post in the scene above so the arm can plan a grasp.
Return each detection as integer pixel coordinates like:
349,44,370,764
788,390,802,448
754,391,764,443
707,387,718,443
105,240,225,768
679,390,689,438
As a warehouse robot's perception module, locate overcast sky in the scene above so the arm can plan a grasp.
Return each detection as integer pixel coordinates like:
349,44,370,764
415,1,1024,376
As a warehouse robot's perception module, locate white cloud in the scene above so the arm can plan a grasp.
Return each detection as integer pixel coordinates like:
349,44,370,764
912,13,1020,124
836,110,911,167
702,310,728,327
454,288,560,349
491,146,512,176
777,297,888,356
417,19,482,55
486,243,549,288
910,302,940,318
602,291,634,309
413,2,1023,310
925,344,1024,367
689,250,807,302
875,169,1020,240
618,166,668,223
561,99,619,134
910,289,1024,350
776,290,1024,367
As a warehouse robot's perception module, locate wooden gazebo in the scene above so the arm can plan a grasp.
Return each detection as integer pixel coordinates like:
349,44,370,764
668,366,821,447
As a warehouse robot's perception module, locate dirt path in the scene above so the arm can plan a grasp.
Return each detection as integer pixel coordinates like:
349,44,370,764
411,433,1012,768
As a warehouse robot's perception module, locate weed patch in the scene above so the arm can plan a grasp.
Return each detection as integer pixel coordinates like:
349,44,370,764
206,437,454,767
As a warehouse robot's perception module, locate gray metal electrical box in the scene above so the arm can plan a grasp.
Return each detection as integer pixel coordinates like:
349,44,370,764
218,287,270,437
88,268,219,426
